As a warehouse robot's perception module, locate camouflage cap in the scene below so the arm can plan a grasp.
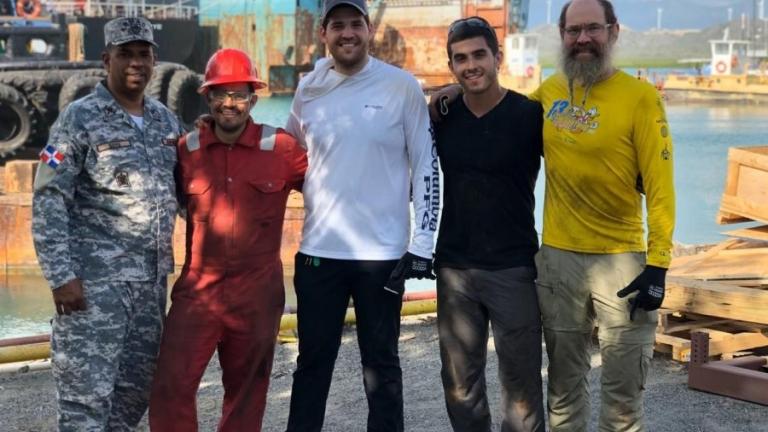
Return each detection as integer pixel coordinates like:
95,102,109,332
104,17,158,48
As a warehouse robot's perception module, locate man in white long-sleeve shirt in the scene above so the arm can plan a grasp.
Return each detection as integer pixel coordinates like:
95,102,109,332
284,0,439,430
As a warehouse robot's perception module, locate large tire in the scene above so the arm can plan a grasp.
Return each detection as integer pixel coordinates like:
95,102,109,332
0,83,37,157
146,63,187,104
0,70,76,137
0,71,67,112
67,68,107,78
59,74,104,111
166,70,206,131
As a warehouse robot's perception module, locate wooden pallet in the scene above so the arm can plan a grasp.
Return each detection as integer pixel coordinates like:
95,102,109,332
716,146,768,225
655,310,768,362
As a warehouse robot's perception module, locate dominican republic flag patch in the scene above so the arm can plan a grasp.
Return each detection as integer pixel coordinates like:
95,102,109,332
39,145,65,169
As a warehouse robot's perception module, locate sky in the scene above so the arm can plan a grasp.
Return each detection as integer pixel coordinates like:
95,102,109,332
527,0,765,31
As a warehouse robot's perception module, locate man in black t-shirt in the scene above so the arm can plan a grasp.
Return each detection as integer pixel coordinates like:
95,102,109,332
433,16,545,432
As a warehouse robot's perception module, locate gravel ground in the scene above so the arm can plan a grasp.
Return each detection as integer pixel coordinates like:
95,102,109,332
1,314,767,432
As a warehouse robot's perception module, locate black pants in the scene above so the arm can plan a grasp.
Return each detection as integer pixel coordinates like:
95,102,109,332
437,266,545,432
286,252,404,432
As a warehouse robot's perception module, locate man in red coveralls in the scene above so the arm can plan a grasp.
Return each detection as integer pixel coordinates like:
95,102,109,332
148,48,307,432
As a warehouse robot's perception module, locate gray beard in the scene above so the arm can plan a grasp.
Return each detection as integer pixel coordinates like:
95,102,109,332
559,46,612,87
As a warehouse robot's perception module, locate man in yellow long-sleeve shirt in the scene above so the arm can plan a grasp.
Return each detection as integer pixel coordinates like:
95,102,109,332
529,0,674,430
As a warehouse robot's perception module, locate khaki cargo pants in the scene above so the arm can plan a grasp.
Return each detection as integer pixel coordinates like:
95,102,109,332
534,245,656,432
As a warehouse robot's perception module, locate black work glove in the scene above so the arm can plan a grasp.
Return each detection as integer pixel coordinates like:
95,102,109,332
616,265,667,321
383,252,436,296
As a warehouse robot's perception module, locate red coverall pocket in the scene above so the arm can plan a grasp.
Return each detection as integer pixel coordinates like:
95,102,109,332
183,177,213,221
242,179,287,255
247,179,286,219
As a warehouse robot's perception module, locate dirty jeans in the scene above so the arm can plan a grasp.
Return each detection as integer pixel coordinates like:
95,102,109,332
535,245,656,432
437,266,545,432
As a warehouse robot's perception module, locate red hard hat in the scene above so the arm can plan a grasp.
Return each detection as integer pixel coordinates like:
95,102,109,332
198,48,267,93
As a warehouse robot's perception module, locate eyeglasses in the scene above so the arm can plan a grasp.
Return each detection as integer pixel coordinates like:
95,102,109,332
209,90,251,103
562,23,613,38
448,17,495,37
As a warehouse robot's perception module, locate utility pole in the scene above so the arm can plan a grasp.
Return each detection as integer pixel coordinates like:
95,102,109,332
754,0,758,42
741,12,747,40
657,8,663,30
546,0,552,25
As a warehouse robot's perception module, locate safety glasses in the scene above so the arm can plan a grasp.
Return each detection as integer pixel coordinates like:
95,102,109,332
209,89,251,104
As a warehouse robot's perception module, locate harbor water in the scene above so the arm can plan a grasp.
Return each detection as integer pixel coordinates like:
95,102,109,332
2,82,767,340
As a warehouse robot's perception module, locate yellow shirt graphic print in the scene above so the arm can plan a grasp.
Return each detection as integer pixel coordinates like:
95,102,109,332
549,101,600,134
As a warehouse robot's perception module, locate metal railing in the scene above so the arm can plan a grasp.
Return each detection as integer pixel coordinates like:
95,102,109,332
46,0,198,20
371,0,460,8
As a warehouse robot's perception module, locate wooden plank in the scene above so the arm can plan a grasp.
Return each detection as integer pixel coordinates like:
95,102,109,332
716,211,752,225
655,333,690,347
717,146,768,224
723,157,740,195
736,166,768,209
656,309,673,332
663,318,732,334
668,245,768,280
708,331,768,356
723,225,768,242
668,238,744,274
719,246,768,256
681,312,768,331
697,328,736,341
718,279,768,288
728,146,768,171
654,333,691,362
663,277,768,324
720,194,768,225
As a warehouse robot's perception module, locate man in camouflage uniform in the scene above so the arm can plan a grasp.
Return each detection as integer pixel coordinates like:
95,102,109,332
31,17,182,431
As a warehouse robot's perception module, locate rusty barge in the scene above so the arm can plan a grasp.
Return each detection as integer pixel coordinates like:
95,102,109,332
200,0,540,95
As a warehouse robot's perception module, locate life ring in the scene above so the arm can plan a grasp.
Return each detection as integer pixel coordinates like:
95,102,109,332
16,0,41,18
715,61,727,74
525,65,535,78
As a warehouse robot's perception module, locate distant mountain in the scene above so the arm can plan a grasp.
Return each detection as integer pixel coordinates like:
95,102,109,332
529,0,764,31
532,19,766,66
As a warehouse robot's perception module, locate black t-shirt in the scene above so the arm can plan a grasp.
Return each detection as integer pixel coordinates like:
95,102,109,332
434,90,543,270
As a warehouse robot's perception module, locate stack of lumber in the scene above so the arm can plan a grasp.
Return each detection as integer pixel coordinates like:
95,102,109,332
657,146,768,362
